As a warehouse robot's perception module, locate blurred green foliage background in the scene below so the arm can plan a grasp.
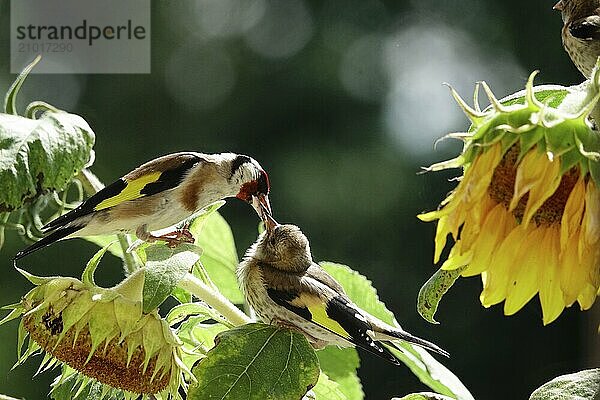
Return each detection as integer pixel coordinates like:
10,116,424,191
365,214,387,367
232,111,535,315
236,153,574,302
0,1,598,399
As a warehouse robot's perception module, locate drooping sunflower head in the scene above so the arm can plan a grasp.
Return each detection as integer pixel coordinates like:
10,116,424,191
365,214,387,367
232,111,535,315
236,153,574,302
419,68,600,325
0,267,191,399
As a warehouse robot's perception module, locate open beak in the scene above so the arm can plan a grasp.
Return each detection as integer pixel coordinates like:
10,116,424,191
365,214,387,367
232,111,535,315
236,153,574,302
553,0,563,11
251,194,277,231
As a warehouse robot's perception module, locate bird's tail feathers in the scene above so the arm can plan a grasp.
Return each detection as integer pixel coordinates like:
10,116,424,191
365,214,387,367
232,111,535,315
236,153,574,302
42,209,80,232
375,329,450,358
13,225,82,262
349,336,403,367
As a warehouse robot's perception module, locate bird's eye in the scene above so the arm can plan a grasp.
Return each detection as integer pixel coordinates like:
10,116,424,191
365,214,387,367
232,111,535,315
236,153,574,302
257,171,270,195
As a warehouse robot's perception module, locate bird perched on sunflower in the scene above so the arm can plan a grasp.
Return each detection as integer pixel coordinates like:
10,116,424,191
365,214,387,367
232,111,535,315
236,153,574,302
15,152,271,260
555,0,600,77
237,220,448,365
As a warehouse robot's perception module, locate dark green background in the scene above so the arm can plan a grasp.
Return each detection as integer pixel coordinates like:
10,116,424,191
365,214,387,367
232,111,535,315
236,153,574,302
0,1,597,399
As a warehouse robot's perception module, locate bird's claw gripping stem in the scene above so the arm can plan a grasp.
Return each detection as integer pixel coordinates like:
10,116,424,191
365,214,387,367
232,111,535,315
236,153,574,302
152,228,195,248
137,223,195,248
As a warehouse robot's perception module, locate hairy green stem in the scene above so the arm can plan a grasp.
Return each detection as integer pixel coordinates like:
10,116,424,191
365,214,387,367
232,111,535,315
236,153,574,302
76,169,138,274
178,273,251,326
0,213,8,249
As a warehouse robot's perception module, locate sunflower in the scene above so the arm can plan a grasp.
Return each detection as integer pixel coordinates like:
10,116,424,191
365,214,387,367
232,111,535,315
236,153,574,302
0,267,191,399
419,70,600,324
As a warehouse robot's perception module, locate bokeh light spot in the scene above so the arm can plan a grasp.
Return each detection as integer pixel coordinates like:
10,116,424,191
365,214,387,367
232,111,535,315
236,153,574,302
244,0,313,59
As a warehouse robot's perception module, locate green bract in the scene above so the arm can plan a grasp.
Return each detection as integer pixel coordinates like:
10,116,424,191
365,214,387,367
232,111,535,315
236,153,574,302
427,72,600,183
430,70,600,181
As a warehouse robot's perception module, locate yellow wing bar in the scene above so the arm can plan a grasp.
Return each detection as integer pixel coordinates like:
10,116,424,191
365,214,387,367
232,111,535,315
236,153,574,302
94,171,162,211
307,303,351,339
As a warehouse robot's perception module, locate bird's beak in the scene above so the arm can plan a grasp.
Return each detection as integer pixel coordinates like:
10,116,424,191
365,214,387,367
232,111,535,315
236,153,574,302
251,194,277,231
553,0,564,11
262,209,278,231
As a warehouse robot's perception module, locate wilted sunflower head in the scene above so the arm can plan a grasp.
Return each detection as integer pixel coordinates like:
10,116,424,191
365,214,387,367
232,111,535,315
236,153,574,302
419,68,600,325
0,267,191,399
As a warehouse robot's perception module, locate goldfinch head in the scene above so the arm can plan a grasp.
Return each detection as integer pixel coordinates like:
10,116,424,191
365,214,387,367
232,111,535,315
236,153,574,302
554,0,597,23
252,224,312,272
223,154,272,223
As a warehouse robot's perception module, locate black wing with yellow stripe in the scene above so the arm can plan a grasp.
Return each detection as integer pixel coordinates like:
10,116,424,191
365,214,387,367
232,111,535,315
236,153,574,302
14,153,204,261
266,288,402,366
43,153,203,232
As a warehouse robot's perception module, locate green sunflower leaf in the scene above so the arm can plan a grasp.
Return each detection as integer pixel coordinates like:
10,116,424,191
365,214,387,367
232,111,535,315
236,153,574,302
0,110,95,213
166,302,214,325
320,262,473,400
1,57,95,214
190,209,243,304
170,286,192,304
394,393,457,400
316,347,363,400
311,372,347,400
417,267,466,324
142,243,201,312
188,323,320,400
319,262,395,323
191,322,229,350
529,368,600,400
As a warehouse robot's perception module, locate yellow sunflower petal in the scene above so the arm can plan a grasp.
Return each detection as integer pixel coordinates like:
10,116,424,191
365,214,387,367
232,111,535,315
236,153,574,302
418,192,459,221
521,158,561,227
560,175,586,251
576,239,599,310
462,145,503,203
577,284,597,310
459,196,494,246
582,180,600,251
503,226,546,315
560,231,588,307
440,244,473,271
509,149,548,212
432,216,451,264
480,225,528,307
418,209,444,222
464,202,516,277
538,227,564,325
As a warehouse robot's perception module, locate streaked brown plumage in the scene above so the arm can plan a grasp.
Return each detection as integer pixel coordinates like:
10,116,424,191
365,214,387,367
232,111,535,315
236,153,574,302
555,0,600,77
237,224,449,366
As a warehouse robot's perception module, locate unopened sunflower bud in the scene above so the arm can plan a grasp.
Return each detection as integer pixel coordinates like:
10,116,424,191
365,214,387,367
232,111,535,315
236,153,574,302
1,268,190,398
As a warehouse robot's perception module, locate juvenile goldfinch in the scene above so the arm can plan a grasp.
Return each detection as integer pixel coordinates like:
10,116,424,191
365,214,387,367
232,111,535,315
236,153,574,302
555,0,600,77
237,223,449,365
15,152,271,260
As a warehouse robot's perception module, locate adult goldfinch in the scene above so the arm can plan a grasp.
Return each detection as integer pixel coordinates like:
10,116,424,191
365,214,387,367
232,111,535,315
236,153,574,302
237,223,449,365
555,0,600,77
15,152,271,260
